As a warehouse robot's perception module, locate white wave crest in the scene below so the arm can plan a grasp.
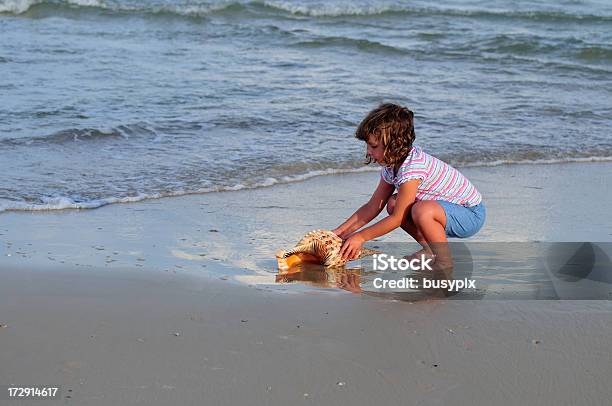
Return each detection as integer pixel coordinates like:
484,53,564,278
0,166,378,213
0,0,406,17
0,0,232,15
3,0,609,20
458,155,612,168
0,0,105,14
0,193,154,212
1,156,611,214
260,0,400,17
0,0,40,13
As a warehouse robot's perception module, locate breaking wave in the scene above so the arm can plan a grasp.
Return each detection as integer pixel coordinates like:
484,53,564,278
3,0,611,22
0,124,158,146
2,154,611,213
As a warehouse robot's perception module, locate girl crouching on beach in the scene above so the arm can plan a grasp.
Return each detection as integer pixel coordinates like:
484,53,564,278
332,103,486,265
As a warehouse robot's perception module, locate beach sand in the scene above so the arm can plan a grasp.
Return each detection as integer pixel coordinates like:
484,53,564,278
1,161,612,405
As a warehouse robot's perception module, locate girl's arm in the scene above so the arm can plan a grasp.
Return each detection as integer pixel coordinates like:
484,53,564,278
339,179,420,260
332,177,395,239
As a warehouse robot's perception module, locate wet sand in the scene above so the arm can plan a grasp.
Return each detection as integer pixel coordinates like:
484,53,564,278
1,161,612,405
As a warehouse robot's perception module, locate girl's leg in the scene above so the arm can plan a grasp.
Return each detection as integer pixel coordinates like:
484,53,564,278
387,196,451,265
410,201,447,243
386,195,431,254
410,201,453,269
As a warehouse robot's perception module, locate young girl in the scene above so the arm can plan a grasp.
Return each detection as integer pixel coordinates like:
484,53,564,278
333,103,486,264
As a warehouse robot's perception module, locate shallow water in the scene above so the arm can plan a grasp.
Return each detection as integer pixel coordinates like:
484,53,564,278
1,0,611,211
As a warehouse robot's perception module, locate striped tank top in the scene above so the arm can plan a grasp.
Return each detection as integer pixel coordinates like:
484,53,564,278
381,145,482,207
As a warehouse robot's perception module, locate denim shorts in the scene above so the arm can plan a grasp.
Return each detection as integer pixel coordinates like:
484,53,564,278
437,200,486,238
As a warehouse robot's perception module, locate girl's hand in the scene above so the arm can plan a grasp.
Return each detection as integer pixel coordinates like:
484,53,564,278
339,233,365,261
332,228,348,240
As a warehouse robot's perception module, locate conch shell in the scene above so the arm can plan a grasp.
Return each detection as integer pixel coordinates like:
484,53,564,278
275,229,378,271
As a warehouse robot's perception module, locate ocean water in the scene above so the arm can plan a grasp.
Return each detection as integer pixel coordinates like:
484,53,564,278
1,0,611,212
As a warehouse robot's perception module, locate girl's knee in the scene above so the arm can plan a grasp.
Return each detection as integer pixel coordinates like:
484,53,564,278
411,201,441,225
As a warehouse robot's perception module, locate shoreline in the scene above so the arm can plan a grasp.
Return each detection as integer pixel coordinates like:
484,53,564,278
2,158,612,215
2,160,611,280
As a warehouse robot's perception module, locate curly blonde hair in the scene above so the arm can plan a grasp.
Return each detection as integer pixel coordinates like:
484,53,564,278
355,103,416,171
